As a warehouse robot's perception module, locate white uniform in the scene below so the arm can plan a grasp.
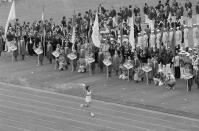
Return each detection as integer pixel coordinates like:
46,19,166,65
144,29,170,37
142,34,148,48
184,28,189,48
156,32,162,49
162,31,169,49
85,90,91,103
175,29,182,47
150,33,156,48
193,26,199,48
137,35,143,47
169,30,174,48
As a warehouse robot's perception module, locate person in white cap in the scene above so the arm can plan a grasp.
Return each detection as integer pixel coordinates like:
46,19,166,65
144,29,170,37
162,28,169,49
193,24,199,48
150,30,156,48
156,29,162,49
175,27,182,48
184,25,189,49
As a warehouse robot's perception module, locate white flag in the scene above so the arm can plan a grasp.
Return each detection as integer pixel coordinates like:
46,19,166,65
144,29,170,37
91,12,101,48
5,0,16,37
71,26,76,51
129,16,135,51
42,6,44,22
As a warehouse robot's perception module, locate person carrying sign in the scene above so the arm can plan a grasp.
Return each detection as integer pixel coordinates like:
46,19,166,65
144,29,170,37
98,50,104,73
12,39,18,61
46,41,53,64
112,51,121,76
38,42,44,66
20,36,26,60
54,44,61,69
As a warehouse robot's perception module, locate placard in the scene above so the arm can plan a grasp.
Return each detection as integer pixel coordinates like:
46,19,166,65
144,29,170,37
52,51,60,58
142,65,152,73
85,57,95,64
183,73,193,80
103,59,112,66
123,62,133,70
67,53,77,60
34,48,43,55
9,45,17,51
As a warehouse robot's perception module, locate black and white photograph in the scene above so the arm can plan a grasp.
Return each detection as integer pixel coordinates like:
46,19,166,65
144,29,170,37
0,0,199,130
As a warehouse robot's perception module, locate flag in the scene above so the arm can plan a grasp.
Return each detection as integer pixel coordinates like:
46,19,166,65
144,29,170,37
41,5,46,55
42,6,46,36
5,0,16,37
42,6,44,22
91,12,101,48
71,10,76,52
71,26,76,51
129,16,135,51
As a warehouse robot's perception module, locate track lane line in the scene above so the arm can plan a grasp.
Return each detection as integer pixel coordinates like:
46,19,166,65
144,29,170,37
0,93,193,131
1,81,199,123
0,117,60,131
0,113,89,131
0,100,153,131
0,105,125,131
1,84,199,128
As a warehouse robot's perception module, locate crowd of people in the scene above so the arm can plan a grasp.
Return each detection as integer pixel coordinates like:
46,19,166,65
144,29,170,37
0,0,199,92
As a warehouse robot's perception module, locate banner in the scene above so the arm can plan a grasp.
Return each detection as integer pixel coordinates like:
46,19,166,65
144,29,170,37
91,12,101,48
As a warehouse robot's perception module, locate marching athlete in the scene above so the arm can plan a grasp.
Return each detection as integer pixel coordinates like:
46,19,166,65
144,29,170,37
80,84,95,117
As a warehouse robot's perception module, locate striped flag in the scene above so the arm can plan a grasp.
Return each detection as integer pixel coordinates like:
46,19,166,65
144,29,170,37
129,15,135,51
71,10,76,52
91,12,101,48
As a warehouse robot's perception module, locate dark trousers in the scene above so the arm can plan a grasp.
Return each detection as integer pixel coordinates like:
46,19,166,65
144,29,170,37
187,78,193,91
174,66,180,79
22,55,25,60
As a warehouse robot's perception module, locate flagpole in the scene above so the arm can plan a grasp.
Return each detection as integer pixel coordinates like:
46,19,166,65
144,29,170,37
42,4,46,57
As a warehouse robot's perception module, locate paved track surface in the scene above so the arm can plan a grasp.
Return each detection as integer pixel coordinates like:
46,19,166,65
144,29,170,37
0,82,199,131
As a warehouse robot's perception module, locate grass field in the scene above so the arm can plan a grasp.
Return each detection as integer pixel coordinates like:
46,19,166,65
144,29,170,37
0,0,198,26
